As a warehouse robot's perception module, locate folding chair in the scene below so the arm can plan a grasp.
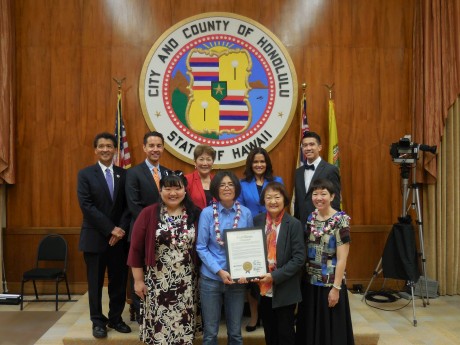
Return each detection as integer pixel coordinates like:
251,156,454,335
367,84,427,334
20,233,71,310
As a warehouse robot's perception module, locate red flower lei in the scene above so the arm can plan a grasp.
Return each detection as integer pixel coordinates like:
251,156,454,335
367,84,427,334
212,201,241,246
160,205,189,246
309,209,349,238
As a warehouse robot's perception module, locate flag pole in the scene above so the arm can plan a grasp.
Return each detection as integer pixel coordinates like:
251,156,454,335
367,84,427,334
112,77,126,164
324,83,334,100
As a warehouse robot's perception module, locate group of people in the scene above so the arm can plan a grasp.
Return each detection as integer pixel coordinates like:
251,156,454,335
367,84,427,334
77,130,354,345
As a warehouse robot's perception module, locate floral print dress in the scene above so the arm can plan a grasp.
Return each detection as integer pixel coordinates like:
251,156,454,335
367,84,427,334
139,215,202,345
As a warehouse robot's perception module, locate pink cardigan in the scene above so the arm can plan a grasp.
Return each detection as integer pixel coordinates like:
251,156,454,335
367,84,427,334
127,203,199,267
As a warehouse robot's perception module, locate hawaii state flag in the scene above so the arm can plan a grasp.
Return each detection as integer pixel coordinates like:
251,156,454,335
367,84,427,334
113,91,131,169
328,99,340,168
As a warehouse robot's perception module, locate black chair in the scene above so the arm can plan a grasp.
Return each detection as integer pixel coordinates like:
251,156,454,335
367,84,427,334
20,233,71,310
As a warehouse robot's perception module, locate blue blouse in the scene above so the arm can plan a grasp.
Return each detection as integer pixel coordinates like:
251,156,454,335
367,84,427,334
196,202,253,281
237,176,284,218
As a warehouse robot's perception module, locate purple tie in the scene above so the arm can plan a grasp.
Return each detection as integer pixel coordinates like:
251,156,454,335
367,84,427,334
105,168,114,200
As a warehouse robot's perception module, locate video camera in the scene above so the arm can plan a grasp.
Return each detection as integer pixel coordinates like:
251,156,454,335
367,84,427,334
390,135,437,164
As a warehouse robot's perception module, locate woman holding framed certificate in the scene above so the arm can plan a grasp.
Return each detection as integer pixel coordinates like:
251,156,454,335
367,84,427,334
252,181,306,345
196,171,254,345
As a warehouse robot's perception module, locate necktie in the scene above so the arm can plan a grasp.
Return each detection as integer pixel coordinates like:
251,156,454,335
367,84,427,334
304,164,315,171
153,167,160,190
105,168,114,200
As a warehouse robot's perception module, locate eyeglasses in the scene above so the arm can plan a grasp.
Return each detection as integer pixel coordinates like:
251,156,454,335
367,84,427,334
219,183,235,189
164,170,184,177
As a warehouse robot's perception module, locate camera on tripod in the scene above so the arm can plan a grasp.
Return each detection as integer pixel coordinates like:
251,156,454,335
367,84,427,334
389,134,437,164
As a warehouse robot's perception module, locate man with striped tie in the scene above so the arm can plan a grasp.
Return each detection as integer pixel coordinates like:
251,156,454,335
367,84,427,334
77,132,132,338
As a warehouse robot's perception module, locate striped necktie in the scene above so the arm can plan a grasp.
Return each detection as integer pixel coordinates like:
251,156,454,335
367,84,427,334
153,166,160,190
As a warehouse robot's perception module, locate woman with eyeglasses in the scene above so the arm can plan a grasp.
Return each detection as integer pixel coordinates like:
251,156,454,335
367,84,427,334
295,178,354,345
245,181,305,345
127,172,202,344
196,171,254,345
185,145,216,210
237,147,284,332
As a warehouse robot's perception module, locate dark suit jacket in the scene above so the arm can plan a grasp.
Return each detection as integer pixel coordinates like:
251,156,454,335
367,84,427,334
254,212,305,309
125,161,169,238
77,164,131,253
294,159,341,227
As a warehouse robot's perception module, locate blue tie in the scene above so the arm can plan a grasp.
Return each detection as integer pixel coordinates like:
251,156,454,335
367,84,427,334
105,168,114,200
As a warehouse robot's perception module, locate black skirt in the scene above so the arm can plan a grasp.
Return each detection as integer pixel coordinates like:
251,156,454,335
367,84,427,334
296,283,354,345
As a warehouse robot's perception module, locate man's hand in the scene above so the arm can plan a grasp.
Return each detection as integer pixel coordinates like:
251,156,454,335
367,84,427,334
109,226,125,246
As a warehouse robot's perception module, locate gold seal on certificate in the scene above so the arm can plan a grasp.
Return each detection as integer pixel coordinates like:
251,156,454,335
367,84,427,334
224,227,268,281
243,262,253,273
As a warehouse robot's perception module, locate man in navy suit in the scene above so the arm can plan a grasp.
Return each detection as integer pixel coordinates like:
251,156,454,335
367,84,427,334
77,132,131,338
293,131,341,228
125,131,170,320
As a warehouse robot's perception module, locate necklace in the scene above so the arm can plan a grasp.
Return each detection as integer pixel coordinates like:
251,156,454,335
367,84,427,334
160,204,189,246
212,201,241,246
309,209,348,238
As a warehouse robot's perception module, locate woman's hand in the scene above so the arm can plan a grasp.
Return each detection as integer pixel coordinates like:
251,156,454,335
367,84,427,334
237,277,249,284
328,286,340,307
134,280,147,300
217,269,234,284
257,273,273,284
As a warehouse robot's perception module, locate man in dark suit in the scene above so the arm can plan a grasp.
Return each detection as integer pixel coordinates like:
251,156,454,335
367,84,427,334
125,131,170,320
125,131,170,227
77,132,132,338
293,131,341,228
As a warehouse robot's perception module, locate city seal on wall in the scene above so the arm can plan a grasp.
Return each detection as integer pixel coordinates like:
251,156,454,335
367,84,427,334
140,12,298,168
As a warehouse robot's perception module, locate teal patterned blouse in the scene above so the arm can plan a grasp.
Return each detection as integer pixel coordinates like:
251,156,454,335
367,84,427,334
305,211,351,287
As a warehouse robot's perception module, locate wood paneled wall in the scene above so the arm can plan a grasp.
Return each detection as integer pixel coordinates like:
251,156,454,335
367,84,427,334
5,0,415,293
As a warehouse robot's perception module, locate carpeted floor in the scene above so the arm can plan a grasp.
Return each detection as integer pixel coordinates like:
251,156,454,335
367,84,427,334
0,311,64,345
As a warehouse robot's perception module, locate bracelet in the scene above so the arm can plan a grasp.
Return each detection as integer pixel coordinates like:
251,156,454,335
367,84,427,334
332,284,342,290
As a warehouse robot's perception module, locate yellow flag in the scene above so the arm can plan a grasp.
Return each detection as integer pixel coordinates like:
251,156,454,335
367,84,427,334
328,99,340,168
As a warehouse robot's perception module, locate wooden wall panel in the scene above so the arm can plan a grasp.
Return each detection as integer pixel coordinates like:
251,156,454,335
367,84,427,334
5,0,415,290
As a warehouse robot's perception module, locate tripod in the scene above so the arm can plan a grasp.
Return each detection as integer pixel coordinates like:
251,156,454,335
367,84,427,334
362,161,429,326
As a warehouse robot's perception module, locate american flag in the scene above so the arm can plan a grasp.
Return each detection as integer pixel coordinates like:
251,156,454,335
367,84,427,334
299,90,310,166
290,88,310,214
113,91,131,169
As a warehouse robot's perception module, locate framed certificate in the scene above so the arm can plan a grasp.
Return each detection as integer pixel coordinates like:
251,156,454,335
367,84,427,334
224,227,268,281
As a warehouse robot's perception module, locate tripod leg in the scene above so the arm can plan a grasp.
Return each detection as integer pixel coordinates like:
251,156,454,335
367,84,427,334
409,281,417,326
413,184,429,306
362,258,383,302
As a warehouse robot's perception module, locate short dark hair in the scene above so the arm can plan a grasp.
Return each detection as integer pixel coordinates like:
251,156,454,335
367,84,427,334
93,132,117,148
259,181,290,207
309,178,335,196
302,131,321,145
210,171,241,201
193,144,216,161
243,147,274,182
143,131,164,145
